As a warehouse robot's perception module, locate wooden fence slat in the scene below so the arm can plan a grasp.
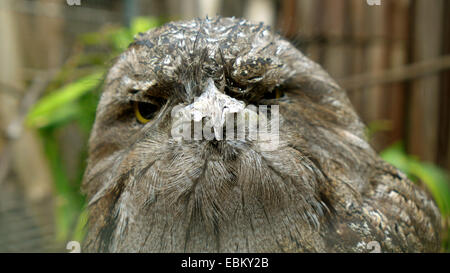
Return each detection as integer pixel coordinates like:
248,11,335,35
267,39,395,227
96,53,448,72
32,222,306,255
408,0,444,162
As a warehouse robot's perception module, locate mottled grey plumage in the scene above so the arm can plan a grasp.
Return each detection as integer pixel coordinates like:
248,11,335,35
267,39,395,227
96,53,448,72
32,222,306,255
82,17,441,252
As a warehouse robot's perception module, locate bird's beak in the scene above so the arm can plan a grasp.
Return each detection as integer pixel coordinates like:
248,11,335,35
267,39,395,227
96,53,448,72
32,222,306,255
170,78,279,151
172,78,248,141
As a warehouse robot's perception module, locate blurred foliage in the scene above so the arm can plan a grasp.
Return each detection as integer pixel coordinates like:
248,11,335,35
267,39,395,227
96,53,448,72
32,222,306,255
26,17,163,244
365,119,393,140
25,17,450,252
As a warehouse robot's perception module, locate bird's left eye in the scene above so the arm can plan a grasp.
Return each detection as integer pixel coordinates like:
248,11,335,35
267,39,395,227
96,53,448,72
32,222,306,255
263,89,285,100
134,101,159,124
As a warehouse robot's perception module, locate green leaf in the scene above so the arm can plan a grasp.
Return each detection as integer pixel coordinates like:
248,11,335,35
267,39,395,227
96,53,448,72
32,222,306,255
131,17,160,35
108,27,133,51
72,209,88,243
380,142,410,174
26,71,103,128
410,162,450,216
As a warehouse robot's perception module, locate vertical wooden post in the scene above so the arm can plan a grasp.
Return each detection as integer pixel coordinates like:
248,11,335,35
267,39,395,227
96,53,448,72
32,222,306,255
295,0,320,61
348,0,368,116
408,0,444,162
382,0,410,146
0,0,54,240
438,0,450,170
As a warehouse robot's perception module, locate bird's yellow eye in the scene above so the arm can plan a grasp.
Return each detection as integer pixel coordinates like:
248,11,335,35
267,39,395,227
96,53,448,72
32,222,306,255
275,89,284,99
263,89,285,100
134,101,158,124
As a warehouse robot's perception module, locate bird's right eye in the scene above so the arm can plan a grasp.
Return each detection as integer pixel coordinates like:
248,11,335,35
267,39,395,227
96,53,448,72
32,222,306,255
133,101,159,124
263,89,285,100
